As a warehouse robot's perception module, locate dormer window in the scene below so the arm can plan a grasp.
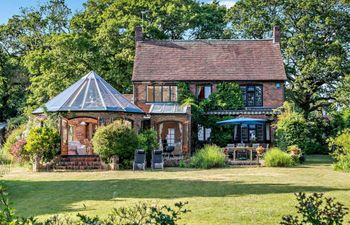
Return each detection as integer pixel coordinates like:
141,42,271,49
240,85,263,107
147,85,177,102
196,85,212,100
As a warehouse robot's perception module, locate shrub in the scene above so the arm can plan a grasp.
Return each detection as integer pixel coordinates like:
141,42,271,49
264,148,295,167
191,145,225,169
92,120,139,164
10,139,28,162
328,129,350,172
281,192,349,225
24,126,60,162
2,125,26,158
275,102,327,154
138,128,159,165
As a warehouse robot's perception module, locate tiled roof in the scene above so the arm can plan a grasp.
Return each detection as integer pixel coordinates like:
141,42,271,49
133,39,287,81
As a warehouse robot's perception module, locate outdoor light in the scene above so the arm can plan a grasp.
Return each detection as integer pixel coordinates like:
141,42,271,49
80,121,87,126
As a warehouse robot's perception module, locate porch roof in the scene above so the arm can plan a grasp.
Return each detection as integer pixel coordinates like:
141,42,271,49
149,103,188,114
33,71,144,114
206,108,279,116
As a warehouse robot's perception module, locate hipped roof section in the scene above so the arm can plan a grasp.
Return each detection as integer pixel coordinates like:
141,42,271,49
33,71,144,114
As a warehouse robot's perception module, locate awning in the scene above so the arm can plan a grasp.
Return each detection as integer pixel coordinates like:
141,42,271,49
216,118,267,126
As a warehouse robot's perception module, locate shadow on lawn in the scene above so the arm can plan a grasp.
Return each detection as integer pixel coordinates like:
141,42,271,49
2,178,349,217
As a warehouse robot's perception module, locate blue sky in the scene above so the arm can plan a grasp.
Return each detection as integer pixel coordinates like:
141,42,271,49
0,0,237,24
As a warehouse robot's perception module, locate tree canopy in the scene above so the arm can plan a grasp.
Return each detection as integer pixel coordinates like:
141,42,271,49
0,0,349,126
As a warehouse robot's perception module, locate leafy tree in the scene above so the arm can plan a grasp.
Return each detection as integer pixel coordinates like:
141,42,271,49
190,1,229,39
227,0,350,119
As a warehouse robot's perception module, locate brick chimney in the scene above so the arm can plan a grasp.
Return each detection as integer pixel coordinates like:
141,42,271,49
273,26,281,44
135,26,143,42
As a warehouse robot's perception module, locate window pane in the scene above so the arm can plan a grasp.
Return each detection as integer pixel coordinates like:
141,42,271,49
247,86,255,92
147,86,154,102
256,124,264,142
205,128,212,141
240,86,246,105
170,86,177,101
197,86,205,100
265,124,271,141
255,86,263,106
247,92,255,107
198,125,204,141
167,128,175,146
154,86,162,102
205,85,212,99
241,124,248,142
163,86,170,102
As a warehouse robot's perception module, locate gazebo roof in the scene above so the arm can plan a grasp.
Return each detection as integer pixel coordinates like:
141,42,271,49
33,71,144,114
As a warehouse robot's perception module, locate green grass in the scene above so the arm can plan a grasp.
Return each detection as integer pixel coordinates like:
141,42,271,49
1,155,350,225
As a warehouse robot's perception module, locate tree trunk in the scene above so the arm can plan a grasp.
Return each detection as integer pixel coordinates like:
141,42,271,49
32,155,41,172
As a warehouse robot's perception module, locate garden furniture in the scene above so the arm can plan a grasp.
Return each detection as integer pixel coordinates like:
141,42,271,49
133,149,146,171
151,150,164,170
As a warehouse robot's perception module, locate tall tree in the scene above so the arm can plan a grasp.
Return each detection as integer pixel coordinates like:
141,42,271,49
227,0,350,118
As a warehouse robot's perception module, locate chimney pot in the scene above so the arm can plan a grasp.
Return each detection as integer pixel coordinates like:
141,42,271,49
135,26,143,42
273,26,281,44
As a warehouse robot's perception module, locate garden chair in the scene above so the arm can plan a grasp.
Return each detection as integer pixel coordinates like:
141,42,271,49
252,143,260,149
151,150,164,170
133,149,146,171
237,143,245,148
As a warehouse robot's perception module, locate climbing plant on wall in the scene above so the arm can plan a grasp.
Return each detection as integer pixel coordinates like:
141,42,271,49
179,82,244,148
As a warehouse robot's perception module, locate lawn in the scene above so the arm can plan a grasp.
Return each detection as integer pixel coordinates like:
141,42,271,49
1,155,350,225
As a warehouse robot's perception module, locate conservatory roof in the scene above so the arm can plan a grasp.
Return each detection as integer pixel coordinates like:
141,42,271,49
33,71,144,114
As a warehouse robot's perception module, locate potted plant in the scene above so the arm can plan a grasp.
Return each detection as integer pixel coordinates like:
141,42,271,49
288,145,301,155
256,145,265,156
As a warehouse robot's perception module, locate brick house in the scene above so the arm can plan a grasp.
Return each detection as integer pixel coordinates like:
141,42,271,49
34,26,286,162
132,26,286,154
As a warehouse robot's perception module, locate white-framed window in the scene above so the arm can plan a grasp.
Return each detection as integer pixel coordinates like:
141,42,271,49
198,125,211,141
167,128,175,146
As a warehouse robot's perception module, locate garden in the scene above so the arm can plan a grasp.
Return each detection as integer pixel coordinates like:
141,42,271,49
1,155,350,224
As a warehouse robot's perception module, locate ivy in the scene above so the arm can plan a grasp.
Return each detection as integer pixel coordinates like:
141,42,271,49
178,82,244,147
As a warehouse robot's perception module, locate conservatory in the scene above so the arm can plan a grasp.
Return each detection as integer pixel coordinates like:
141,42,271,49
33,71,145,156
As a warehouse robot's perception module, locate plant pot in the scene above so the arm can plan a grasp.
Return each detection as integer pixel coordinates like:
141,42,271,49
256,147,265,156
291,149,300,155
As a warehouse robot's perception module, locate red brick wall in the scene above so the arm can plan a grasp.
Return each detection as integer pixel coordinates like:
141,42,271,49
134,81,285,109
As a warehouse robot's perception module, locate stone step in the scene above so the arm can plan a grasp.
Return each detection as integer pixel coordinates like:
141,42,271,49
51,155,104,171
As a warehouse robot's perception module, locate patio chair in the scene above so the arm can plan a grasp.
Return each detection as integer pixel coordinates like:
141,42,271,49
151,150,164,170
252,143,260,149
133,149,146,171
236,143,245,148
